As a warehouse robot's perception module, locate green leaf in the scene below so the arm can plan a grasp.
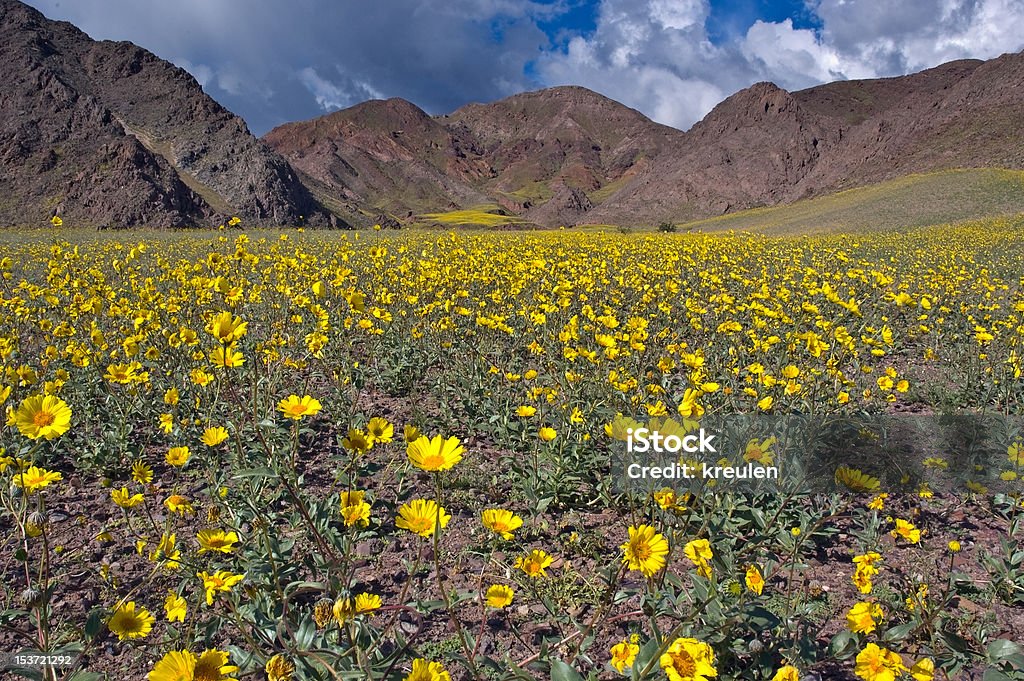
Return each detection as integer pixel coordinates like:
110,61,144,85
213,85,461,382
982,670,1012,681
294,615,316,649
286,581,327,593
632,635,662,673
988,639,1024,662
231,467,277,479
829,630,857,659
746,606,782,630
941,629,972,654
881,621,917,643
83,608,104,640
550,659,586,681
7,670,44,681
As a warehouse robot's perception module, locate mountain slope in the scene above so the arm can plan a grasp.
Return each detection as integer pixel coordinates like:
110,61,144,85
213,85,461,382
264,86,686,227
4,0,1022,230
583,81,838,224
267,52,1024,228
591,55,1024,225
263,97,490,226
0,0,324,227
677,168,1024,234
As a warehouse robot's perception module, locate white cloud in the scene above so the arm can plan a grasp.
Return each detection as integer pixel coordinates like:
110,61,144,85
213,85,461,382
297,67,383,112
808,0,1024,74
738,18,877,88
23,0,1024,135
298,67,348,111
534,0,754,129
172,59,213,88
535,0,1024,130
23,0,552,133
650,0,705,30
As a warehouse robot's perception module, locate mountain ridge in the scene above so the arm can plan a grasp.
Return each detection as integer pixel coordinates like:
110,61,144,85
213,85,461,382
0,0,326,227
265,51,1024,228
3,0,1023,229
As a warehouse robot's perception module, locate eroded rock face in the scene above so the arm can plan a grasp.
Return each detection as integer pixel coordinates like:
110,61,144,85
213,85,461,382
584,55,1024,226
0,0,325,228
268,53,1024,228
264,86,683,227
4,0,1022,229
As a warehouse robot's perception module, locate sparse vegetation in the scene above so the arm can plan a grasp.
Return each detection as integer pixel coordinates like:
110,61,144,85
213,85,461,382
2,220,1023,680
677,168,1024,234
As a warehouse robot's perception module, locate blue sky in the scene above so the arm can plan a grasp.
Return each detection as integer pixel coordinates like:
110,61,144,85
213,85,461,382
25,0,1024,135
534,1,820,46
705,0,821,41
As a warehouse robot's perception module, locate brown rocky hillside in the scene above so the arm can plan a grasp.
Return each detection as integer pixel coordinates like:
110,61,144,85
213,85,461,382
0,0,325,228
267,53,1024,228
3,0,1022,229
263,86,686,227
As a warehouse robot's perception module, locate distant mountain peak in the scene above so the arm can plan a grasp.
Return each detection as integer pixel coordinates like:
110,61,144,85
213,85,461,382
262,51,1024,228
4,0,1022,229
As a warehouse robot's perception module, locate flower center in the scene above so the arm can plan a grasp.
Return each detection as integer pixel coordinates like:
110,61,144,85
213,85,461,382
410,517,432,533
668,651,696,676
422,454,445,469
194,663,220,681
34,410,55,427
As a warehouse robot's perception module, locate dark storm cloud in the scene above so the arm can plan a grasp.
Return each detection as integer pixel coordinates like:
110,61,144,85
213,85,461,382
26,0,559,134
23,0,1024,134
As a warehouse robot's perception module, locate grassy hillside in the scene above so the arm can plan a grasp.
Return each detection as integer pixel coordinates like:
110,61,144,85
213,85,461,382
677,168,1024,234
417,208,527,227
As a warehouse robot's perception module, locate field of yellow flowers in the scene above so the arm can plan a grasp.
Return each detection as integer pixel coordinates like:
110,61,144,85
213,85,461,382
1,219,1023,681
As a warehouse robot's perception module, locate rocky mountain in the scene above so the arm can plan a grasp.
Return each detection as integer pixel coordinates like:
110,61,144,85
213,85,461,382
0,0,324,228
4,0,1022,229
585,55,1024,225
262,97,491,227
264,86,685,227
267,52,1024,228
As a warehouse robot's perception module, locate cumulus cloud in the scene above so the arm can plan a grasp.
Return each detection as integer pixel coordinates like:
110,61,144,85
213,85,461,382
741,19,847,86
534,0,758,129
23,0,1024,134
24,0,554,133
536,0,1024,130
808,0,1024,74
297,67,383,112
